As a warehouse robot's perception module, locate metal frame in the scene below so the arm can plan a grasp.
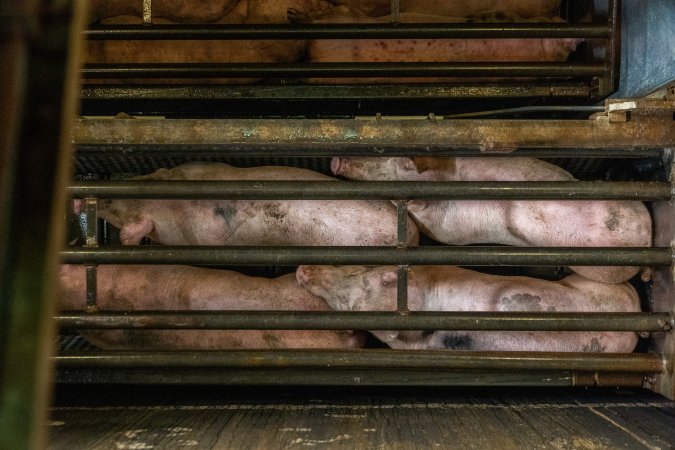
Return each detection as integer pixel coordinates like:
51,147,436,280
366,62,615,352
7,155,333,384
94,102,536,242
58,100,675,394
79,0,621,114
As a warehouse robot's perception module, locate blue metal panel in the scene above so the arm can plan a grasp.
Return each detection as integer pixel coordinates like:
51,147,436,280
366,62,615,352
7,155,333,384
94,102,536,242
615,0,675,97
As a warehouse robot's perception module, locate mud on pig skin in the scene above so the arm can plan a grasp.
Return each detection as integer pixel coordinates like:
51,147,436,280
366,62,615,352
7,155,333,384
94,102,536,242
331,156,652,284
73,162,418,246
306,10,582,83
59,264,365,350
296,265,640,352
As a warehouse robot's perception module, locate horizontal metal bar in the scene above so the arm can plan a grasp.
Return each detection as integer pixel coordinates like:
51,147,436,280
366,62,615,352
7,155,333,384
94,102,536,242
80,83,594,101
66,180,673,201
444,105,606,119
60,246,673,266
81,62,605,79
72,118,675,152
75,145,662,159
54,350,665,372
83,23,610,40
57,311,674,332
53,368,645,387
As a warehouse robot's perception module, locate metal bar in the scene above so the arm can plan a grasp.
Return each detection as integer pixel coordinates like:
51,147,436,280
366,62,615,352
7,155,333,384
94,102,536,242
142,0,151,24
600,0,621,97
396,266,408,312
57,311,674,332
60,246,674,267
66,180,673,201
72,117,675,152
81,62,605,79
84,265,97,311
444,105,606,119
75,145,662,159
80,83,594,101
390,0,400,23
52,368,645,387
83,197,98,246
54,350,665,373
83,23,611,40
396,201,408,246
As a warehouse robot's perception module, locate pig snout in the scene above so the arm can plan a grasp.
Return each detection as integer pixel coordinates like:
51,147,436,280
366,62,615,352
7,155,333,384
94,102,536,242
330,157,343,176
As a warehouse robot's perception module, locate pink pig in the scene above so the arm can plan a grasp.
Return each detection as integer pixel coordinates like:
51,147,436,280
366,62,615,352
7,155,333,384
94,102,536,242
73,162,419,246
331,156,652,283
59,264,366,350
296,264,640,352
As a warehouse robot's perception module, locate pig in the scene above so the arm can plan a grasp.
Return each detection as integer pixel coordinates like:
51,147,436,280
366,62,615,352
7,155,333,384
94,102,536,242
89,0,332,23
328,0,561,19
73,162,419,246
59,264,366,350
296,264,640,352
330,156,652,284
85,0,327,84
306,10,582,83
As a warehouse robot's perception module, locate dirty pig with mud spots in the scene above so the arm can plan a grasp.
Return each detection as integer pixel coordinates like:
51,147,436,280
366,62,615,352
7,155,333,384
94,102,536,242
72,162,419,247
59,264,366,350
296,265,640,352
331,156,652,284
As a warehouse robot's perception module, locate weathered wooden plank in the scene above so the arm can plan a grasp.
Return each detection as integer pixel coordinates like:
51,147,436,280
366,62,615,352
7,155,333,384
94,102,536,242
49,387,675,449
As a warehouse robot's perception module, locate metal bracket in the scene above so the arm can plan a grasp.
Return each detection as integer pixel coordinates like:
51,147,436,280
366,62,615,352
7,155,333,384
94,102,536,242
143,0,152,24
605,98,675,123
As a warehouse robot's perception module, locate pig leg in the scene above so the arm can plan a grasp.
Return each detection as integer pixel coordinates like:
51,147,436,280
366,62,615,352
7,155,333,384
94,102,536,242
119,216,154,245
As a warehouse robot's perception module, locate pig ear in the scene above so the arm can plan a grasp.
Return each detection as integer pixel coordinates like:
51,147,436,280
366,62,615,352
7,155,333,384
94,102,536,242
119,216,154,245
406,199,428,212
380,270,397,287
401,158,417,171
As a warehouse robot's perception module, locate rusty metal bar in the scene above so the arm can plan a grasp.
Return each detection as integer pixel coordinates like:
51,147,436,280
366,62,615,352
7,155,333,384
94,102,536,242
66,180,673,201
83,23,611,40
79,83,595,102
54,350,665,373
72,117,675,151
53,368,647,387
60,246,673,267
57,311,674,332
81,62,605,79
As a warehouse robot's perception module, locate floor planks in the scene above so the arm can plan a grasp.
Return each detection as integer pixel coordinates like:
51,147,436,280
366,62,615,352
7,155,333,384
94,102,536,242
50,386,675,449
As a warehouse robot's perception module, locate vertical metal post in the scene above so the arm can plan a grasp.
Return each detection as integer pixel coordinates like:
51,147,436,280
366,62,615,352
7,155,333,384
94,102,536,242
390,0,400,24
83,198,98,310
0,0,88,448
396,201,409,312
143,0,152,24
602,0,621,97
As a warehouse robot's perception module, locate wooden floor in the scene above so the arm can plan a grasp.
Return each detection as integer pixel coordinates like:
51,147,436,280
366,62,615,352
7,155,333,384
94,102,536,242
50,385,675,449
